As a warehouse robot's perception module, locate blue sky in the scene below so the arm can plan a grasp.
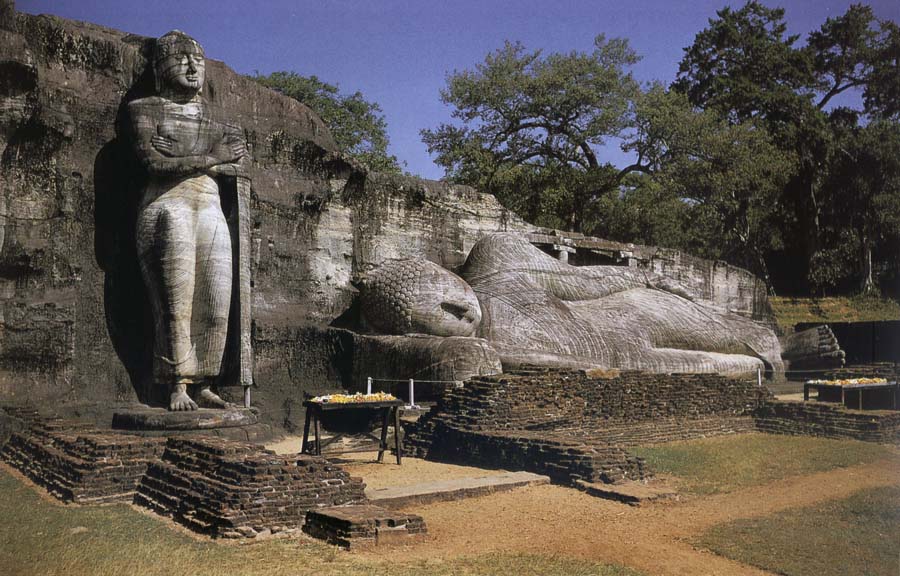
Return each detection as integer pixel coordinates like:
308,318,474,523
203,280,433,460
17,1,900,180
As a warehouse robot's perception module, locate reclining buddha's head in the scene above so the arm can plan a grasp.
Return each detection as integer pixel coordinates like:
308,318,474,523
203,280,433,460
359,259,481,337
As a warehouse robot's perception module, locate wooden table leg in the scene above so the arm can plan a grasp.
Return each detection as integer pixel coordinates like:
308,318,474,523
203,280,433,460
377,407,390,463
804,384,810,401
394,406,402,465
859,389,863,410
302,407,312,454
313,409,322,456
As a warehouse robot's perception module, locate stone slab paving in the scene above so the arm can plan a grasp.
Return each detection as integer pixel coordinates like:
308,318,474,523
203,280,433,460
575,479,678,506
367,470,549,508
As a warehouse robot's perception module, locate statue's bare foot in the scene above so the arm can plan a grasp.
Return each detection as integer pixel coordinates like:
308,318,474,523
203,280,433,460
199,386,234,409
169,383,198,411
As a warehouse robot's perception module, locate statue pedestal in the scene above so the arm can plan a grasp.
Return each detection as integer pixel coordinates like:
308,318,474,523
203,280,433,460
111,407,267,441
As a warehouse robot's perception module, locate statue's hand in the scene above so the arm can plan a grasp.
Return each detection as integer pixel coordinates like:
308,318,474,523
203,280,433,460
211,139,246,165
228,139,248,162
151,134,177,157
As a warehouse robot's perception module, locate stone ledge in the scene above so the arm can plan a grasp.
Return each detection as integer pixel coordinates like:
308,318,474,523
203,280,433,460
112,407,258,431
303,504,426,549
367,471,549,508
575,479,678,505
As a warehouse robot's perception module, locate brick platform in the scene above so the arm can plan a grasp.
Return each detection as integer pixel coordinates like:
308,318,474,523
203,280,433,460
303,505,426,549
1,418,166,503
134,437,367,538
755,399,900,443
407,369,770,485
824,363,899,381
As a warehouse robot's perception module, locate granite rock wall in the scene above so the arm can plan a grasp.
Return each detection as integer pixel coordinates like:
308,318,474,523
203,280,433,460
0,3,776,430
0,5,528,418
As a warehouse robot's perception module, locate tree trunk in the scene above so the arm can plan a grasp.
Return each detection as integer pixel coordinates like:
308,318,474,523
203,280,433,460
861,239,875,294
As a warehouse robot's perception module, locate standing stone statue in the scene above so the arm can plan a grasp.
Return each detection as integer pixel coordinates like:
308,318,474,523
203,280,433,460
125,31,247,411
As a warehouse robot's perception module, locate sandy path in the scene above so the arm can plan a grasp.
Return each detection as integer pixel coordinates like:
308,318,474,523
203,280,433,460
352,456,900,576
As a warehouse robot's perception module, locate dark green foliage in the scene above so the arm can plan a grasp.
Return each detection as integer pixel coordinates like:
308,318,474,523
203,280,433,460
421,35,642,231
254,72,401,173
424,2,900,297
814,119,900,293
673,2,899,294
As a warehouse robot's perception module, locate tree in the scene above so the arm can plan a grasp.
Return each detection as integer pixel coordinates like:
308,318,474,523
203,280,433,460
421,35,642,231
673,1,899,294
607,86,794,285
815,119,900,293
253,72,401,173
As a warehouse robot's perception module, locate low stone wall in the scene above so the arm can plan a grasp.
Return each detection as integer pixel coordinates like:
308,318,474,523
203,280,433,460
754,400,900,443
824,363,899,381
303,505,426,549
1,418,166,503
0,406,30,448
411,425,646,484
134,437,367,538
407,369,769,485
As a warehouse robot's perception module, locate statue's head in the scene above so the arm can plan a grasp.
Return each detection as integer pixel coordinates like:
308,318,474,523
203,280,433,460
359,259,482,337
154,30,205,98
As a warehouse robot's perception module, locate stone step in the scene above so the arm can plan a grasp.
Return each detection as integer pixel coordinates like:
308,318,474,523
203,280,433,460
575,479,678,505
303,504,426,549
367,471,550,508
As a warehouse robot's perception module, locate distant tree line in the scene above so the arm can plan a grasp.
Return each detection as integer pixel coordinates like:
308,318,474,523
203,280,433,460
255,2,899,298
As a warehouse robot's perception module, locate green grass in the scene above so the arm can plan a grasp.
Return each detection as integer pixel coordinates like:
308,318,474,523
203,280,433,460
696,485,900,576
632,433,897,495
0,469,641,576
770,294,900,332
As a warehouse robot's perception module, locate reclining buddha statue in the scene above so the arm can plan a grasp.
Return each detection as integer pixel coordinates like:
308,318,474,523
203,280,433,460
359,233,793,379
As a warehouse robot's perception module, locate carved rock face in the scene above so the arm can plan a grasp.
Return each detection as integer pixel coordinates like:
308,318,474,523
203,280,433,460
159,51,205,94
359,260,482,337
154,31,205,98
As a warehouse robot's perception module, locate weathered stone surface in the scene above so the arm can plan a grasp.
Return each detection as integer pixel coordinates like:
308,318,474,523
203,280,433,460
360,259,480,337
351,334,502,393
0,7,788,432
119,30,253,411
780,324,845,373
303,504,426,549
755,399,900,443
526,229,774,321
367,471,550,508
360,234,785,378
0,8,527,419
111,407,258,430
406,369,770,485
134,436,367,537
574,479,678,506
1,416,166,503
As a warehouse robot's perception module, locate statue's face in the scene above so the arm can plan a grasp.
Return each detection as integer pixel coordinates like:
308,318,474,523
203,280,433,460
157,47,205,95
360,260,482,338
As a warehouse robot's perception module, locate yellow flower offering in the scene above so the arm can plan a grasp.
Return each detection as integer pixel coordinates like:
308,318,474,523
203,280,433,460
311,392,397,404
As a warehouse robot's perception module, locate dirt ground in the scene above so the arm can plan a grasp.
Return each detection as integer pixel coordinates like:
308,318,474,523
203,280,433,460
268,436,900,576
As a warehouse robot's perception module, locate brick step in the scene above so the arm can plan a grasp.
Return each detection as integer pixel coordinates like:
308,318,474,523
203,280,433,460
303,504,426,549
575,479,678,505
367,471,549,508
